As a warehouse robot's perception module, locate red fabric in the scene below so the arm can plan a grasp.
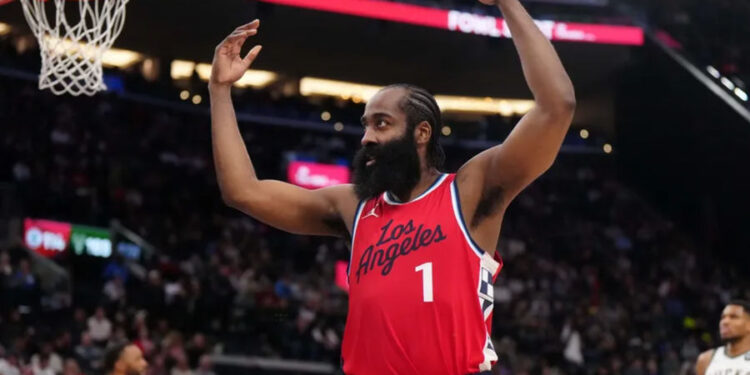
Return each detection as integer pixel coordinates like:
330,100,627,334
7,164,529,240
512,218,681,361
342,174,503,375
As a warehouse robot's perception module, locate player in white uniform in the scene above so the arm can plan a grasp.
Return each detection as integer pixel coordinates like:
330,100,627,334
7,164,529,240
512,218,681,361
696,300,750,375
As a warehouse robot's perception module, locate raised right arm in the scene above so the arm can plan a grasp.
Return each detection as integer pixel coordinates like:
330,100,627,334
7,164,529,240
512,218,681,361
209,21,353,237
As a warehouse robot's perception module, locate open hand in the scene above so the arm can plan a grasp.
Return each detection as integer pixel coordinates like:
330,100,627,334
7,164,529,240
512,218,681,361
210,20,263,87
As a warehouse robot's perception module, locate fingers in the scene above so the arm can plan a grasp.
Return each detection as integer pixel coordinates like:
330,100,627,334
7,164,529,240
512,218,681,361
221,26,258,53
216,20,261,55
226,28,257,42
235,19,260,32
242,45,263,65
223,20,260,45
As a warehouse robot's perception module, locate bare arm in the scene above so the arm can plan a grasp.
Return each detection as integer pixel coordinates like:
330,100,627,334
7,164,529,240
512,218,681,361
695,349,714,375
210,21,352,237
459,0,576,203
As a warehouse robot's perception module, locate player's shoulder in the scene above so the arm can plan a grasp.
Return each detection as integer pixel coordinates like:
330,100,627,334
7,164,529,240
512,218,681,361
698,348,716,361
321,183,360,222
696,348,717,374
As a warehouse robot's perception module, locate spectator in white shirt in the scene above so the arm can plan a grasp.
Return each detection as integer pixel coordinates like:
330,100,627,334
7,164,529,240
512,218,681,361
31,354,56,375
0,349,21,375
88,307,112,345
31,344,63,375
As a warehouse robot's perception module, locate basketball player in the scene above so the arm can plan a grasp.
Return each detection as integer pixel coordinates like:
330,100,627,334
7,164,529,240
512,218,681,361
209,0,574,372
103,343,148,375
695,300,750,375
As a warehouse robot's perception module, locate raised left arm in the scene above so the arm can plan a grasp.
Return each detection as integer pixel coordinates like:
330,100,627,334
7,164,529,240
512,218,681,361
459,0,575,205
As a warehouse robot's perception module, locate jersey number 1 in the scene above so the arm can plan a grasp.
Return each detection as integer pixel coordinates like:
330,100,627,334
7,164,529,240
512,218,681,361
415,262,433,302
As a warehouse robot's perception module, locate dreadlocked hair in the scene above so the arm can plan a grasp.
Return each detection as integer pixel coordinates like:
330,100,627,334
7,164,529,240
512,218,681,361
382,83,446,170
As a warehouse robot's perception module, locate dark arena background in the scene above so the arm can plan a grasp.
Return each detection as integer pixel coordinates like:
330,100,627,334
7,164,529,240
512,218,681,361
1,0,750,374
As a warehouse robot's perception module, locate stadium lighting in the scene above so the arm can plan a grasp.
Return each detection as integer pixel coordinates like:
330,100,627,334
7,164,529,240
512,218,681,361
235,71,277,88
435,95,535,115
706,66,721,79
172,61,277,88
192,95,202,105
101,48,143,68
603,143,613,154
734,88,748,102
441,126,452,136
579,129,589,139
300,77,535,115
0,23,11,36
179,90,190,100
334,122,344,131
720,77,735,91
171,60,196,80
301,77,382,102
38,36,143,68
321,111,332,121
194,63,277,88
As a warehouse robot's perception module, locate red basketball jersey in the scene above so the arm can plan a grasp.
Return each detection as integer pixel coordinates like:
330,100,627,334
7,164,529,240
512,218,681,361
342,173,503,375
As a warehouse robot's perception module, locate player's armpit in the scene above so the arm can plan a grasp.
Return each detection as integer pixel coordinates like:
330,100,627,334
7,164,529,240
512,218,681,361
695,349,715,375
223,181,356,237
477,104,574,200
454,103,573,220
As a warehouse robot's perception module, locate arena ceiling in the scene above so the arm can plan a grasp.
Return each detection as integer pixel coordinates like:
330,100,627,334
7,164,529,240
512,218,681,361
1,0,636,129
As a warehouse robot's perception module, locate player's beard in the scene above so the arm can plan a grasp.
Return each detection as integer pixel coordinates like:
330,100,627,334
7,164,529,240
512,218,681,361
352,130,421,201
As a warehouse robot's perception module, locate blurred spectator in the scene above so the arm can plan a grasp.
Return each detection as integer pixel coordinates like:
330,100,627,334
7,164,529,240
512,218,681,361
69,310,88,345
62,359,83,375
102,277,126,308
132,328,155,359
0,351,22,375
102,258,129,285
30,344,63,375
169,357,192,375
74,332,103,373
30,353,56,375
184,335,206,369
53,333,74,362
192,356,214,375
87,308,112,345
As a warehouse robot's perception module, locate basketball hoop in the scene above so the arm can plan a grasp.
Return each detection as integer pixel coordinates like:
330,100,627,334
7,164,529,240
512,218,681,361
18,0,129,96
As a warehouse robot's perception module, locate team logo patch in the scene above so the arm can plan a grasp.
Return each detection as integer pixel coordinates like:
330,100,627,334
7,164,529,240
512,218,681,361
362,207,379,219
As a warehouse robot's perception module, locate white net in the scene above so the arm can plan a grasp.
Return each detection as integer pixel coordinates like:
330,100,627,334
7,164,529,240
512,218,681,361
19,0,129,96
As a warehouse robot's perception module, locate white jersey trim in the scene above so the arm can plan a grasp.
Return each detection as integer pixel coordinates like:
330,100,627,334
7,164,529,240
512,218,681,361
347,200,367,277
479,333,498,371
